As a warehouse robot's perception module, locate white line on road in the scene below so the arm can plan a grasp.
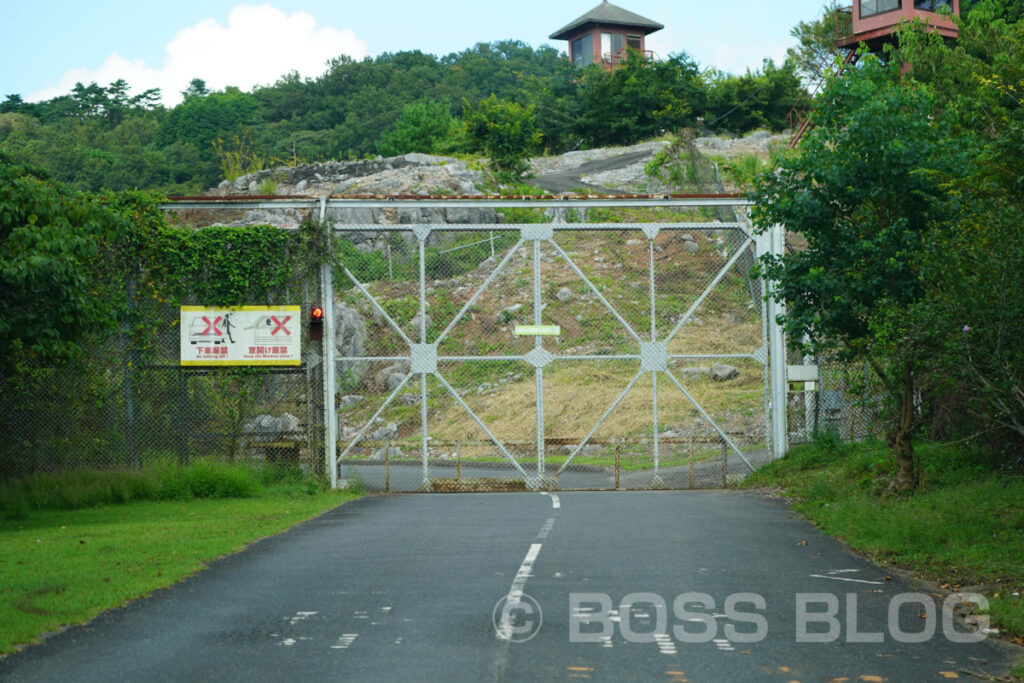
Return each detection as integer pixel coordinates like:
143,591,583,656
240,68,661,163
509,543,542,603
540,492,561,509
655,633,678,655
809,574,885,585
537,518,556,539
497,543,543,641
331,633,359,650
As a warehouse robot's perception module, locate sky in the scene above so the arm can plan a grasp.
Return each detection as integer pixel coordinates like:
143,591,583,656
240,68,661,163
0,0,829,107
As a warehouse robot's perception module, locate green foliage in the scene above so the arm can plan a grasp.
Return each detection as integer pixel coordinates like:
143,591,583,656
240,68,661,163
703,59,804,132
142,221,317,306
0,182,331,477
643,134,695,189
750,56,952,489
2,39,814,194
961,0,1024,23
574,51,701,147
212,131,268,181
463,94,541,181
186,458,261,498
896,16,1024,460
785,2,846,85
0,154,123,371
257,176,277,195
156,86,260,156
0,488,358,654
334,237,390,284
376,98,466,157
720,153,770,188
750,56,947,360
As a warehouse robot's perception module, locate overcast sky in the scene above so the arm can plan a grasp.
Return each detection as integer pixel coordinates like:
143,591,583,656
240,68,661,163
1,1,828,106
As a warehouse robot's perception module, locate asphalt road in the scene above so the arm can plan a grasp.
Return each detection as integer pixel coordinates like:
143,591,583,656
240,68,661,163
0,492,1016,682
533,150,657,195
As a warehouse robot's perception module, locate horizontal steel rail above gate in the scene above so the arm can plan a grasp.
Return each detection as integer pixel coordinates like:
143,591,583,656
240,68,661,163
162,196,754,212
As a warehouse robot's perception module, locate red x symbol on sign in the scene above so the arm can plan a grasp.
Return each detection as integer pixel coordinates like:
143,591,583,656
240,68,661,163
270,316,292,336
202,316,223,335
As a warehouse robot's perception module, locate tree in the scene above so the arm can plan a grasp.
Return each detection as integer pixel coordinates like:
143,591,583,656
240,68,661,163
961,0,1024,23
0,153,126,372
703,59,804,132
376,98,463,157
898,13,1024,459
750,57,950,491
182,78,210,99
1,94,26,114
786,1,847,86
574,51,701,147
463,94,540,181
156,86,261,157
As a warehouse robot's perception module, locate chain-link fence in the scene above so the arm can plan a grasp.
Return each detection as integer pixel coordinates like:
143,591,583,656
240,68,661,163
786,360,886,446
3,197,785,490
0,303,325,481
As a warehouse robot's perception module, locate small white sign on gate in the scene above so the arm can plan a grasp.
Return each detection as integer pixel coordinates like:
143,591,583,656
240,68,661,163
180,306,301,366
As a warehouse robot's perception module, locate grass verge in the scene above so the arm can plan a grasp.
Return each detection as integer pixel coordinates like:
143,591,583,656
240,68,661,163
0,472,360,656
741,438,1024,668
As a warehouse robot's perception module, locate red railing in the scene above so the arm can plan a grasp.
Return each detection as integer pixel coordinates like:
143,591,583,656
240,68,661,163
835,6,854,42
601,49,654,68
787,47,859,148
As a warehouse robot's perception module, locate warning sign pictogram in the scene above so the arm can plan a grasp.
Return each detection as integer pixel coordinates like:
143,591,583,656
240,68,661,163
270,316,291,336
180,306,301,366
201,316,223,336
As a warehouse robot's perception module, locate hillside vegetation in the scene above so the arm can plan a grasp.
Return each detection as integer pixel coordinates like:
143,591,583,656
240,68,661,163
0,42,802,194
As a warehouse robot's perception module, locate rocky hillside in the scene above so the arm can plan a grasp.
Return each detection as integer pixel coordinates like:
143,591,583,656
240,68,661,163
211,131,789,202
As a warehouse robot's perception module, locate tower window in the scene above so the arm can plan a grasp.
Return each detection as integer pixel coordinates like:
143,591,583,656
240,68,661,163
914,0,951,10
861,0,901,18
572,35,594,66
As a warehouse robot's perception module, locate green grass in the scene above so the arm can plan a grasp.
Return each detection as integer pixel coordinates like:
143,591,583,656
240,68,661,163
0,459,316,516
741,438,1024,651
0,469,361,655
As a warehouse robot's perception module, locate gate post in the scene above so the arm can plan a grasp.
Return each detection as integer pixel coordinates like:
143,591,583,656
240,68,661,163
319,196,339,489
766,223,788,459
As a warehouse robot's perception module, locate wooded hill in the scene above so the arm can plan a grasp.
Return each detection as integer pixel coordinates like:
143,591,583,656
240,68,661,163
0,42,802,194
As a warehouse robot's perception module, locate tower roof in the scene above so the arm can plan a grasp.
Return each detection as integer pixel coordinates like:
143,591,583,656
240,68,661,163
549,1,664,41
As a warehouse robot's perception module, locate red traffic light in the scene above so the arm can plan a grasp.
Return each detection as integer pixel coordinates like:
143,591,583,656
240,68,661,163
310,305,325,342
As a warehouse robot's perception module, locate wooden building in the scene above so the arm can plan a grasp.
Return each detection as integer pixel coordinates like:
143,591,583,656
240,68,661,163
549,1,663,68
836,0,959,51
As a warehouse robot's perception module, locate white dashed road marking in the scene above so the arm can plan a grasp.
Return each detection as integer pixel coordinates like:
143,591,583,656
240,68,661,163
331,634,359,650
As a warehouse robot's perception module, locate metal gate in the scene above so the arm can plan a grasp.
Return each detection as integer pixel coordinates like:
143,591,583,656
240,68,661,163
323,197,787,492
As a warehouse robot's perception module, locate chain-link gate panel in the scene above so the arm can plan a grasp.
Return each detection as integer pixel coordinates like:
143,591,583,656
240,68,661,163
330,206,772,492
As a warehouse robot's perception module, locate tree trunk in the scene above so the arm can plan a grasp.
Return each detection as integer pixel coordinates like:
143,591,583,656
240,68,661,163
890,359,918,492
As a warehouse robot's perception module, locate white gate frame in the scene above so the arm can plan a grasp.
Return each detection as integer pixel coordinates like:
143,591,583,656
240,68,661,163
162,196,788,487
